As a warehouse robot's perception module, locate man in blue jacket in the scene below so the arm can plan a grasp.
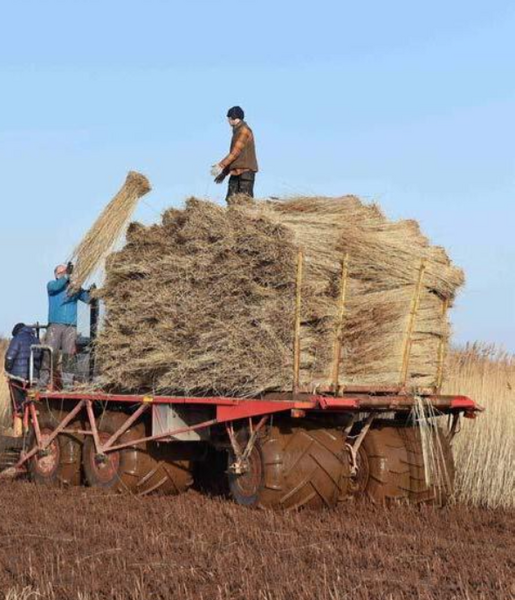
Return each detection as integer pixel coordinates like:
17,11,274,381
40,263,91,388
5,322,40,436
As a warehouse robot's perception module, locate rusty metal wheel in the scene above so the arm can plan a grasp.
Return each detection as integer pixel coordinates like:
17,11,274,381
229,421,350,510
83,411,194,495
228,433,264,507
398,426,455,506
82,411,146,492
28,409,82,487
349,426,410,503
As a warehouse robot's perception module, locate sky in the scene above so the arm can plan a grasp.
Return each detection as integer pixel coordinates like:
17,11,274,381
0,0,514,350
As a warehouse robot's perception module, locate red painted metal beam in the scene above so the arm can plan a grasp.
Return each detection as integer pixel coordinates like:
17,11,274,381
317,397,360,410
16,399,86,468
217,400,303,421
449,396,483,411
33,390,480,414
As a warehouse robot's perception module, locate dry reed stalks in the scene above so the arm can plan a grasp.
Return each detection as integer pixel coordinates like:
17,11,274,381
96,195,464,396
69,171,151,292
444,343,515,509
0,338,12,428
411,395,454,503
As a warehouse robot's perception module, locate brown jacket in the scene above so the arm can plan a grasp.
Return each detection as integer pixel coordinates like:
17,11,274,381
219,121,258,175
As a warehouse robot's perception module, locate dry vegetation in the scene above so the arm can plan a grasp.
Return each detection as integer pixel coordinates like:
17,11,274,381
69,171,151,293
0,483,513,600
97,196,463,395
0,339,10,429
444,344,515,509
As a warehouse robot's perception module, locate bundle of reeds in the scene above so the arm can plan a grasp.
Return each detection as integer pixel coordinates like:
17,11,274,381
96,195,464,396
69,171,151,293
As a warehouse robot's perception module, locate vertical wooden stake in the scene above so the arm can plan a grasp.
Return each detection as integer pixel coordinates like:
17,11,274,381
331,253,350,393
400,259,426,386
435,297,450,393
293,249,304,395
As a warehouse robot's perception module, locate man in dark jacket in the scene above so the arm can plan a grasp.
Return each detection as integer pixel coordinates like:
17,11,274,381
4,323,40,436
211,106,259,203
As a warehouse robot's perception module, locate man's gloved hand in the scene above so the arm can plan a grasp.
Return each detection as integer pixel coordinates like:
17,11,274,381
210,164,223,178
214,173,225,184
66,262,74,275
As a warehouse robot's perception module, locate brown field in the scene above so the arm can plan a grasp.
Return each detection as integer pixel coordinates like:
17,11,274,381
0,341,513,598
0,483,513,600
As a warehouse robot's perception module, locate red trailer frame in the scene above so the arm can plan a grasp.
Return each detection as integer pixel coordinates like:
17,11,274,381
8,380,480,477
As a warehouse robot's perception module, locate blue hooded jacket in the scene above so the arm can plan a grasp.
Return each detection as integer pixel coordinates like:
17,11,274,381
5,326,40,380
48,276,90,326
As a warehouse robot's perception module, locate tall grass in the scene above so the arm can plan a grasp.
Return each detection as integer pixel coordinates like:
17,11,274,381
0,338,11,428
443,343,515,509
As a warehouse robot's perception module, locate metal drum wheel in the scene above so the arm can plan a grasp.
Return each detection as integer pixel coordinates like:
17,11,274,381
28,408,82,487
228,433,265,507
229,421,350,510
82,411,146,492
83,411,194,495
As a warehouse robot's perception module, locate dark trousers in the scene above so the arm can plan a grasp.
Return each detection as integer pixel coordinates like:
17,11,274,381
10,386,26,416
225,172,255,203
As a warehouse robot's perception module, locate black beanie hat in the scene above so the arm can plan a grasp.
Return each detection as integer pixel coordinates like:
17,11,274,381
12,323,25,337
227,106,244,120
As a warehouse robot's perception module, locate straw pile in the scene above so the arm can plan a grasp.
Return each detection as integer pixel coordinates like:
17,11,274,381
96,195,464,396
69,171,151,292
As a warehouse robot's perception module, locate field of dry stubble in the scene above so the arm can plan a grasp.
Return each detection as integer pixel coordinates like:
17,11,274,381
0,483,514,600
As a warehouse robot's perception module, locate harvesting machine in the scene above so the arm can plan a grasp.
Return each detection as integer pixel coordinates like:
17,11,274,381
1,294,481,510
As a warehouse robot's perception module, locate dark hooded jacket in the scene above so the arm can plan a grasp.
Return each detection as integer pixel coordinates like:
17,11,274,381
4,326,40,380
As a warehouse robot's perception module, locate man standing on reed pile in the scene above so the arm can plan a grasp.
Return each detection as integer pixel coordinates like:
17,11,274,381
211,106,259,202
40,263,91,389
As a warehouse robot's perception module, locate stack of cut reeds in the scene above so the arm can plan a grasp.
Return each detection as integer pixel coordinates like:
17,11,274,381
96,195,464,396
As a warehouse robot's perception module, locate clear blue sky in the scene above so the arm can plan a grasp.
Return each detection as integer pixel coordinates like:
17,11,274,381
1,0,514,350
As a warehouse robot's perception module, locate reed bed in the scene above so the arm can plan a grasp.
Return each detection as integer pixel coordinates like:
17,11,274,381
0,339,11,429
97,195,463,395
69,171,151,293
444,343,515,509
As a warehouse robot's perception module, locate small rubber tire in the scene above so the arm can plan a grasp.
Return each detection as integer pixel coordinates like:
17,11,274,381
229,421,350,510
398,426,455,506
28,408,82,487
350,426,410,503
